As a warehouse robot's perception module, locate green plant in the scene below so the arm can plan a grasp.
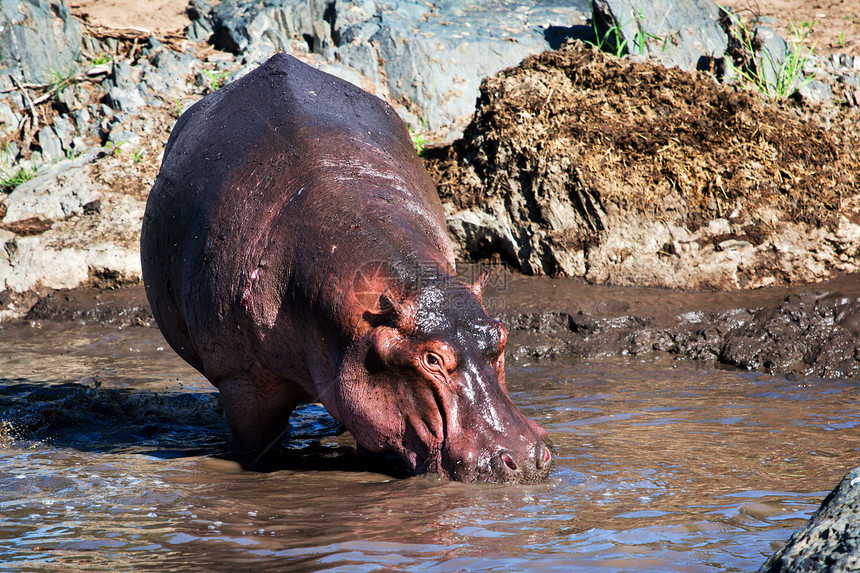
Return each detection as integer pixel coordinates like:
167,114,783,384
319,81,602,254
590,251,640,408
722,11,817,100
409,118,428,156
132,148,145,163
203,69,230,91
59,148,83,163
174,97,184,116
589,11,630,57
0,165,36,193
588,8,664,58
104,140,125,157
90,53,112,66
838,31,845,48
631,9,665,55
47,66,79,100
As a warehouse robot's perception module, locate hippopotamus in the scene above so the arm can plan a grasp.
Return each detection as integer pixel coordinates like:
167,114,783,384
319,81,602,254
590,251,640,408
140,53,551,483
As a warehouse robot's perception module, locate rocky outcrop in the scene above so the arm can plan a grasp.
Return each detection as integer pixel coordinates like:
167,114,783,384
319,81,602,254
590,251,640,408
0,0,83,83
0,148,144,320
760,466,860,573
192,0,593,136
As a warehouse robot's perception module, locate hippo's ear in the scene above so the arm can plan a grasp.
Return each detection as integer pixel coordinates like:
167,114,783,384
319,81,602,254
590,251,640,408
469,268,492,303
379,292,402,318
378,291,413,328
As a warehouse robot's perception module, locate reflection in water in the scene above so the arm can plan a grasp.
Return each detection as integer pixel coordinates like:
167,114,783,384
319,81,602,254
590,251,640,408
0,321,858,571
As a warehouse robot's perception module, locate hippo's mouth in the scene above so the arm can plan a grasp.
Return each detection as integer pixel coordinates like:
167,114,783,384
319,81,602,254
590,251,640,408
393,389,450,478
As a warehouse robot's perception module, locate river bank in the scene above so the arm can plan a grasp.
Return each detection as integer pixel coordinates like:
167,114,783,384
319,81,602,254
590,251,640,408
1,1,859,570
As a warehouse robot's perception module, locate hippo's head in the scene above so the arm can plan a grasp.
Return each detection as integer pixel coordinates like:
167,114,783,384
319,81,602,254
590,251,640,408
333,271,552,483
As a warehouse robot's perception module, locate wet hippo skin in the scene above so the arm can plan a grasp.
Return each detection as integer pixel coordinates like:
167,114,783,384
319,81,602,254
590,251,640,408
140,54,551,483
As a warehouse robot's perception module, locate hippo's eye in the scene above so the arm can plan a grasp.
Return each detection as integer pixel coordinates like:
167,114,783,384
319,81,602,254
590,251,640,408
420,347,457,375
422,352,447,374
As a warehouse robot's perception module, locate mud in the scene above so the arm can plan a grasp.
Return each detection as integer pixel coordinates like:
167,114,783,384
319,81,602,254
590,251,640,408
485,270,860,379
428,43,860,289
16,268,860,381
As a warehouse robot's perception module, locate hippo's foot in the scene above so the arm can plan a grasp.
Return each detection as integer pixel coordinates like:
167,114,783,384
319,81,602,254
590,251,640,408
216,373,310,454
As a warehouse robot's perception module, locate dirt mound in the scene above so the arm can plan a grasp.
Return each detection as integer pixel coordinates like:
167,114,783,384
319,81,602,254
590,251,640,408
428,43,860,289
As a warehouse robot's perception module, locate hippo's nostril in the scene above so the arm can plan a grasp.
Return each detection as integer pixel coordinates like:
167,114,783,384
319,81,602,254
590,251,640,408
535,443,551,470
501,451,518,471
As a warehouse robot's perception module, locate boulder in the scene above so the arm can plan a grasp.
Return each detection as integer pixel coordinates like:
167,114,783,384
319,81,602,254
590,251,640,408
0,0,82,83
193,0,592,137
0,151,143,295
591,0,727,70
1,150,99,224
760,466,860,572
366,0,591,135
207,0,319,57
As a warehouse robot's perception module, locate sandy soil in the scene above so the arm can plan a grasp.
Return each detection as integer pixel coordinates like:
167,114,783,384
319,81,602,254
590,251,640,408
718,0,860,55
68,0,192,35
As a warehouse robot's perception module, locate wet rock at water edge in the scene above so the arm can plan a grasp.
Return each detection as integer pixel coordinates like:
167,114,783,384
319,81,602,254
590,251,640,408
759,466,860,572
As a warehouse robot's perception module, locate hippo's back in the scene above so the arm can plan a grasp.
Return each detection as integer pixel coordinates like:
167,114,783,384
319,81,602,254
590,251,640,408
141,54,452,379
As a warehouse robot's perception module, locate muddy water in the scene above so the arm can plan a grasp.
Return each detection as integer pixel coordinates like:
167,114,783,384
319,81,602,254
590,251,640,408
1,321,858,572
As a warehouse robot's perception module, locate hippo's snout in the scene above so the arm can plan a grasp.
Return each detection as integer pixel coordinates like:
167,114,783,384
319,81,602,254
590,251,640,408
444,430,553,484
496,441,553,479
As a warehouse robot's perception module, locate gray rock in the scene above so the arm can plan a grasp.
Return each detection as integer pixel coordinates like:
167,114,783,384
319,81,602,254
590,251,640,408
592,0,728,71
797,79,832,104
332,0,375,36
368,0,592,134
0,99,20,138
760,466,860,572
37,125,63,162
185,2,214,45
51,115,76,151
339,21,379,45
106,85,147,112
72,106,91,135
106,60,139,90
105,60,147,111
755,26,790,93
336,42,379,86
107,130,140,150
55,85,82,113
186,19,213,43
142,50,197,102
208,0,320,56
2,140,17,160
312,19,335,61
196,0,591,136
1,148,99,223
0,0,83,83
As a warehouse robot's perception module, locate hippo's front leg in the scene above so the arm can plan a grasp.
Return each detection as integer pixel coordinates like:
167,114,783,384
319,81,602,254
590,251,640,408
217,373,310,453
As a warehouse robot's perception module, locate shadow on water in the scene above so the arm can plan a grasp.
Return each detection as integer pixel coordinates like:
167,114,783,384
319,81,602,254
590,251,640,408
0,378,229,458
0,378,398,474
